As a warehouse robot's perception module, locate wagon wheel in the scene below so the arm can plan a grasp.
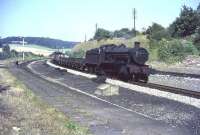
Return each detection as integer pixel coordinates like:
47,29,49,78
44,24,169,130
80,65,85,72
89,66,96,73
98,68,106,76
88,67,92,73
118,66,130,82
132,74,139,82
141,75,148,83
97,68,107,82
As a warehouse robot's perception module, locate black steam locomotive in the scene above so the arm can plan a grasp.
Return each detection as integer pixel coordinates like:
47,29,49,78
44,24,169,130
52,42,150,82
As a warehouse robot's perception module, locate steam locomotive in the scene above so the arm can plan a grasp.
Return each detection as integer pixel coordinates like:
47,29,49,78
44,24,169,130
52,42,150,82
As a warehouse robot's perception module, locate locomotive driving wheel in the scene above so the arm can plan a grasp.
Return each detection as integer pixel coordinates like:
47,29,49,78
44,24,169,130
88,67,94,73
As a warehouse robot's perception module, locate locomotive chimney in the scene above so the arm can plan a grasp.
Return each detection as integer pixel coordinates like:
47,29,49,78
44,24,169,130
134,41,140,48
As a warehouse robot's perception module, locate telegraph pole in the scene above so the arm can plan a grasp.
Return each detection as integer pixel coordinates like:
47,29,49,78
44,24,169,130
95,23,98,33
84,34,87,43
22,37,25,61
132,8,136,37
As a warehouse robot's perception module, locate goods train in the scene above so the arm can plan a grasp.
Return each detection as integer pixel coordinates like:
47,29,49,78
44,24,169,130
52,42,150,82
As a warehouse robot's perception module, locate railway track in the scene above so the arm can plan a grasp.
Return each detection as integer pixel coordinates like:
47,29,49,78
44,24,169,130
47,60,200,99
13,60,200,102
10,60,199,135
151,68,200,79
132,82,200,99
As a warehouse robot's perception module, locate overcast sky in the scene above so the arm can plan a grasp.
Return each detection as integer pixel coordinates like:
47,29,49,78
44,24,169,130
1,0,199,42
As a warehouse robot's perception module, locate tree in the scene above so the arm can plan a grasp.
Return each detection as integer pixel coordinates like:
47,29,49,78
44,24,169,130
197,3,200,13
169,6,200,37
93,28,112,40
1,45,11,59
114,28,129,38
10,50,18,58
146,23,170,40
146,23,165,34
3,45,10,54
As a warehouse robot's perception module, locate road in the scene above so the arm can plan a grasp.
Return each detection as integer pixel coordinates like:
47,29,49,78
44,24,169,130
8,60,198,135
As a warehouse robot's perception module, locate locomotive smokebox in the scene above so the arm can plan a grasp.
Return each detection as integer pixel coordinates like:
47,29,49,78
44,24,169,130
134,41,140,48
129,42,149,65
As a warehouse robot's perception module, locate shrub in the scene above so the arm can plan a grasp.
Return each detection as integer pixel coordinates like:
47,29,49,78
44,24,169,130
10,50,19,58
194,41,200,52
149,39,160,49
158,39,198,63
0,45,11,59
194,28,200,51
94,28,112,41
183,41,199,55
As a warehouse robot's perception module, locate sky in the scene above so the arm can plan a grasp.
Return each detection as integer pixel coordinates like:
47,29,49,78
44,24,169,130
1,0,199,42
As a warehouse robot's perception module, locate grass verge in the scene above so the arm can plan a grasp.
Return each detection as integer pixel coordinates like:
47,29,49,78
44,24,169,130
0,67,90,135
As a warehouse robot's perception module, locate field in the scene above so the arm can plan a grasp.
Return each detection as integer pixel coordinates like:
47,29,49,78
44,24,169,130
8,44,71,56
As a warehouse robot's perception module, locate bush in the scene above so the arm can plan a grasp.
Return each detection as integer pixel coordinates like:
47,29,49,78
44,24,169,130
10,50,19,58
158,39,198,63
149,39,160,49
194,41,200,51
0,45,11,59
94,28,112,41
194,28,200,51
183,41,199,55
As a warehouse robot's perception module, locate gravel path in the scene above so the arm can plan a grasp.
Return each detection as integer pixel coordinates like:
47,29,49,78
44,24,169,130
8,61,196,135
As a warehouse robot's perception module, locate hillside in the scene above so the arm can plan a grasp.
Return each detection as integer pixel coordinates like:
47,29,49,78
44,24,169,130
8,44,71,56
73,35,149,52
1,37,79,49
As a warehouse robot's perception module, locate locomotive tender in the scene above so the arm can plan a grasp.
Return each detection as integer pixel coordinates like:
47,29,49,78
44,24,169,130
52,42,150,82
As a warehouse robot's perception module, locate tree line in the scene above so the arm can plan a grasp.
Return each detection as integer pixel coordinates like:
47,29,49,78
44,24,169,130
93,28,138,41
93,4,200,45
92,4,200,63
